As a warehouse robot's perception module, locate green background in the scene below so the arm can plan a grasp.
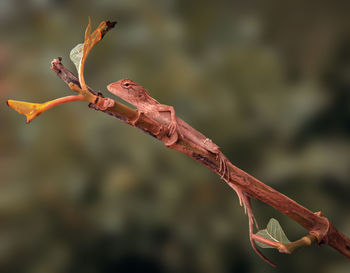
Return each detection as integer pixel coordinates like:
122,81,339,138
1,0,349,272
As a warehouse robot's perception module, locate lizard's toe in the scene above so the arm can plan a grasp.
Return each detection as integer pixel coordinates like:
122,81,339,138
217,154,229,180
168,122,177,136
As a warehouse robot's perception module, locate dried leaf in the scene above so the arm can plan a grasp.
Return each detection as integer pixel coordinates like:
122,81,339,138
79,18,116,91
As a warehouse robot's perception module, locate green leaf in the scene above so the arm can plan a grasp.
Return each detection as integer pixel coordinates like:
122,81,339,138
70,43,84,76
255,218,291,248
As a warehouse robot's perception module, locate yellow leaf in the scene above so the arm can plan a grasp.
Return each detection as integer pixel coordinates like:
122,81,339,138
7,95,86,123
7,100,48,123
7,19,116,123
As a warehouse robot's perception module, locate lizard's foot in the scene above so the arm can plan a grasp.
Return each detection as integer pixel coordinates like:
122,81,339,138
95,97,115,111
167,120,178,137
161,131,179,147
162,121,180,147
217,153,229,180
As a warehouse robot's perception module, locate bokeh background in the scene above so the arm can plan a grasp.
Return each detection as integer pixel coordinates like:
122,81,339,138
1,0,349,272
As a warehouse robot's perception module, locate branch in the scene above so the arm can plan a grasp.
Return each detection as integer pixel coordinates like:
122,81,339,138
49,58,350,262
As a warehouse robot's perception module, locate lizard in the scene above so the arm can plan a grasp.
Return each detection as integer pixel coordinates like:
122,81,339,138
105,79,274,265
106,79,246,206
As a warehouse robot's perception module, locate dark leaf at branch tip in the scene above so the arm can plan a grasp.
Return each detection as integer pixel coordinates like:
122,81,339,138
101,21,117,39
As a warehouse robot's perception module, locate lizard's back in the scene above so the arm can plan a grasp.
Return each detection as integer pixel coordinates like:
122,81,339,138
107,79,220,154
146,109,220,154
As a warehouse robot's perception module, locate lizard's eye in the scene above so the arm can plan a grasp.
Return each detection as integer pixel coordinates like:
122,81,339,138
124,82,130,87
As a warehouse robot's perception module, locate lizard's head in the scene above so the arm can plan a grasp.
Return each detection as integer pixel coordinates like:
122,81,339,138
107,79,144,103
107,79,159,109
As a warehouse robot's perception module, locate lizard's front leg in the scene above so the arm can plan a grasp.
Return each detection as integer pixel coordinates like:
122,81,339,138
154,104,181,138
94,92,115,110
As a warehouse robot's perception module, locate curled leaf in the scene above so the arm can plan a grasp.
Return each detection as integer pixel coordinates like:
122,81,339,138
70,43,84,75
255,218,291,248
79,18,116,91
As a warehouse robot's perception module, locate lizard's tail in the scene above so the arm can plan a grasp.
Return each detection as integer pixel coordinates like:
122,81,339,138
219,154,249,215
227,183,255,223
242,193,276,267
227,180,276,266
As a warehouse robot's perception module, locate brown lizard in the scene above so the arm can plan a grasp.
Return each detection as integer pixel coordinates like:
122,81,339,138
107,79,230,175
106,79,273,264
106,79,246,204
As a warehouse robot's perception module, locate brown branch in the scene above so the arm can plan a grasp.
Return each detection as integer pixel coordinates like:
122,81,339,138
50,58,350,261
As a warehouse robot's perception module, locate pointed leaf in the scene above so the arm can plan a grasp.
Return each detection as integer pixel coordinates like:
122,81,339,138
255,218,291,248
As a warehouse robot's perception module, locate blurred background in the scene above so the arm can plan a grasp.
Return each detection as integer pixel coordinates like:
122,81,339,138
1,0,349,272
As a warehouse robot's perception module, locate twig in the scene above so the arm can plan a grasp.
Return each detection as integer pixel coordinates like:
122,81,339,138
252,233,317,254
50,58,350,262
